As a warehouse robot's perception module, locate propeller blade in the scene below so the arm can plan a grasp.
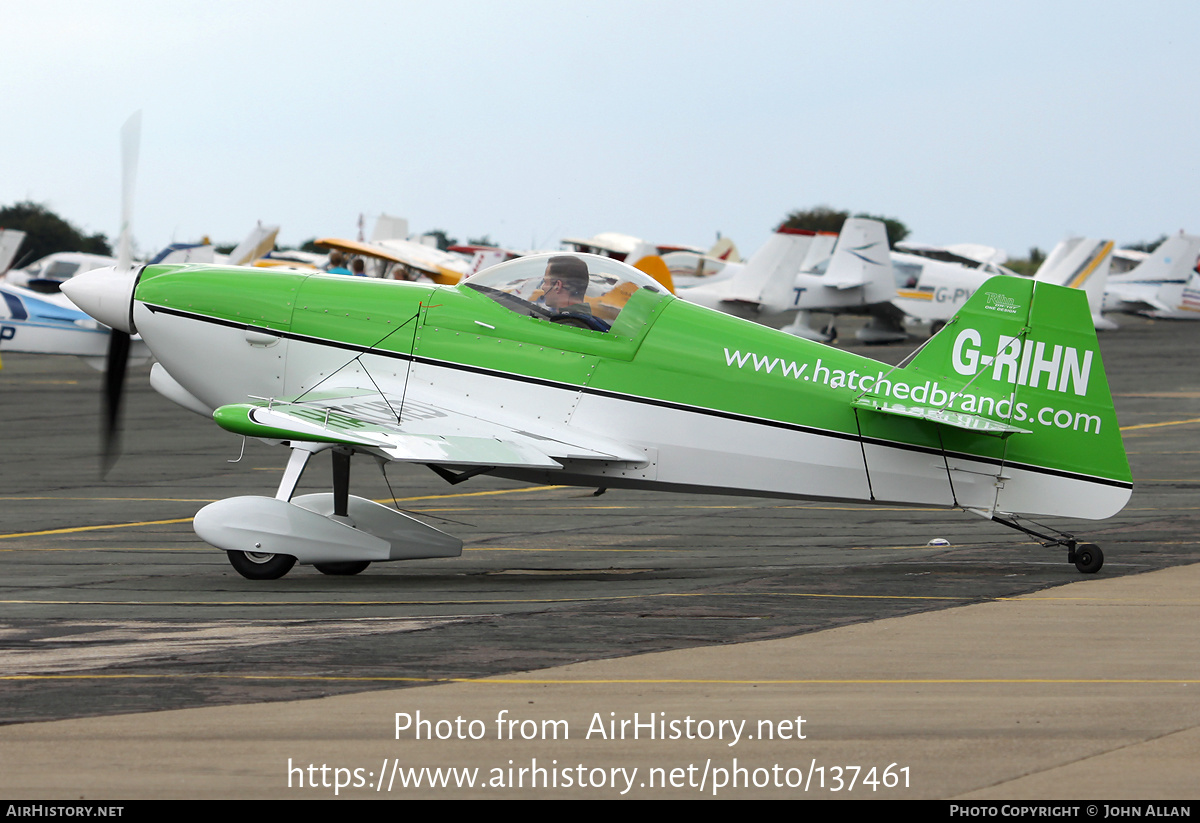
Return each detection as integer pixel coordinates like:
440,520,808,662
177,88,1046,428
102,111,141,475
117,111,141,273
102,329,131,475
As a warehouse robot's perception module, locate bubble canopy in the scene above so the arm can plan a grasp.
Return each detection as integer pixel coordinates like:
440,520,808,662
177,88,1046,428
460,252,666,331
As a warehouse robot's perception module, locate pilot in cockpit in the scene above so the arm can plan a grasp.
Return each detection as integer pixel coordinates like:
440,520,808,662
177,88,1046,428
540,255,593,316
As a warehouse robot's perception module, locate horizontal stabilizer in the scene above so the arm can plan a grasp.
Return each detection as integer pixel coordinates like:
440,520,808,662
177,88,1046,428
852,397,1031,437
1105,286,1172,314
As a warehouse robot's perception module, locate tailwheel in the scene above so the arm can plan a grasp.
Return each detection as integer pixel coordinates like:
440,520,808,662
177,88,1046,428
314,561,371,576
227,550,296,580
990,515,1106,575
1072,543,1103,574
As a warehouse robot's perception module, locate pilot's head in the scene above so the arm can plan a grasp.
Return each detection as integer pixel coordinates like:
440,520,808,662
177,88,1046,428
542,256,589,310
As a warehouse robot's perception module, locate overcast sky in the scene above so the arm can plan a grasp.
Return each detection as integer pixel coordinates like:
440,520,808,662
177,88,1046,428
3,0,1197,261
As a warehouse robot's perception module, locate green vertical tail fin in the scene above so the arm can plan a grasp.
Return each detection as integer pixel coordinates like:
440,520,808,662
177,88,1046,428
856,275,1131,518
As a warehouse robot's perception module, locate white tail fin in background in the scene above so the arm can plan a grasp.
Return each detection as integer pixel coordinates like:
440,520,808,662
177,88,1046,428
720,228,817,305
707,236,741,262
0,228,26,273
1035,237,1114,329
1103,233,1200,319
372,214,410,242
228,222,281,267
821,217,894,303
1109,233,1200,285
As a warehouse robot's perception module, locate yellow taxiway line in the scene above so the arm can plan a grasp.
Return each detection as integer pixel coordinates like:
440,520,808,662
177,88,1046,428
0,485,564,541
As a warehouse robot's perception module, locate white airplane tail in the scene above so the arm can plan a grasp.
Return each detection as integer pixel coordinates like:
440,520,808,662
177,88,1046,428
227,223,281,266
372,214,410,242
722,227,817,305
464,249,509,278
1109,233,1200,286
0,228,26,274
820,217,894,303
707,236,741,263
1034,237,1114,329
1102,233,1200,319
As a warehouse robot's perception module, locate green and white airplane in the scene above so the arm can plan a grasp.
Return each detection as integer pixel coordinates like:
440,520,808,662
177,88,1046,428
63,250,1131,579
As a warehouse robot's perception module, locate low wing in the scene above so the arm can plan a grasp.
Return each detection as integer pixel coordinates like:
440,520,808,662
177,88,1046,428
212,388,647,470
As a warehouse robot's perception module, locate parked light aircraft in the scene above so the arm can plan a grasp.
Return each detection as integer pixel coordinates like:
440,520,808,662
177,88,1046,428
316,236,471,284
661,236,742,287
769,236,1023,342
0,226,149,366
1103,232,1200,320
706,226,1117,342
5,251,119,293
680,227,831,321
150,223,281,268
0,280,149,366
681,220,892,341
564,232,740,290
146,223,282,270
562,232,702,261
893,236,1116,334
65,249,1129,580
890,245,1019,334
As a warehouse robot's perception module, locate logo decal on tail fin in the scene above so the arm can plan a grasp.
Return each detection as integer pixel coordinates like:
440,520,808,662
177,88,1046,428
983,292,1020,314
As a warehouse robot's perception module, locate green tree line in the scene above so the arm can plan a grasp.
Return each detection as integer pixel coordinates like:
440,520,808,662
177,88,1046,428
0,201,111,267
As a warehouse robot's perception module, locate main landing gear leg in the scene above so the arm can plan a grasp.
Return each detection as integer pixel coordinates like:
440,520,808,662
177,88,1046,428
314,448,371,577
332,448,350,518
991,514,1104,574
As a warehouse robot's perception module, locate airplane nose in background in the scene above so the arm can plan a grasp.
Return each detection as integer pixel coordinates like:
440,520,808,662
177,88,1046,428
61,266,138,334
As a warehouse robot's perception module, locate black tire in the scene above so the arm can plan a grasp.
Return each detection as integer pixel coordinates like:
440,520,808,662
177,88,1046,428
1073,543,1103,574
227,550,296,580
314,561,371,576
930,320,946,335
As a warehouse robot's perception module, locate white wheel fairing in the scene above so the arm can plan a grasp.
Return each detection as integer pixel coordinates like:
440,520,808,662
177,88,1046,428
194,495,462,563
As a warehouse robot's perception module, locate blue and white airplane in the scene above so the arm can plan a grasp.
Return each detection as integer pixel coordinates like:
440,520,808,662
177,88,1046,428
0,281,149,368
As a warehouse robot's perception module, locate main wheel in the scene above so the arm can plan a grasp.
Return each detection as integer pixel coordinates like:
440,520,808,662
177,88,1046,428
1073,543,1104,574
227,550,296,580
314,561,371,576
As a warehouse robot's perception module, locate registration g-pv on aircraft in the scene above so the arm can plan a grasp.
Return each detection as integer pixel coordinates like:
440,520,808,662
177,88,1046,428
63,250,1131,581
